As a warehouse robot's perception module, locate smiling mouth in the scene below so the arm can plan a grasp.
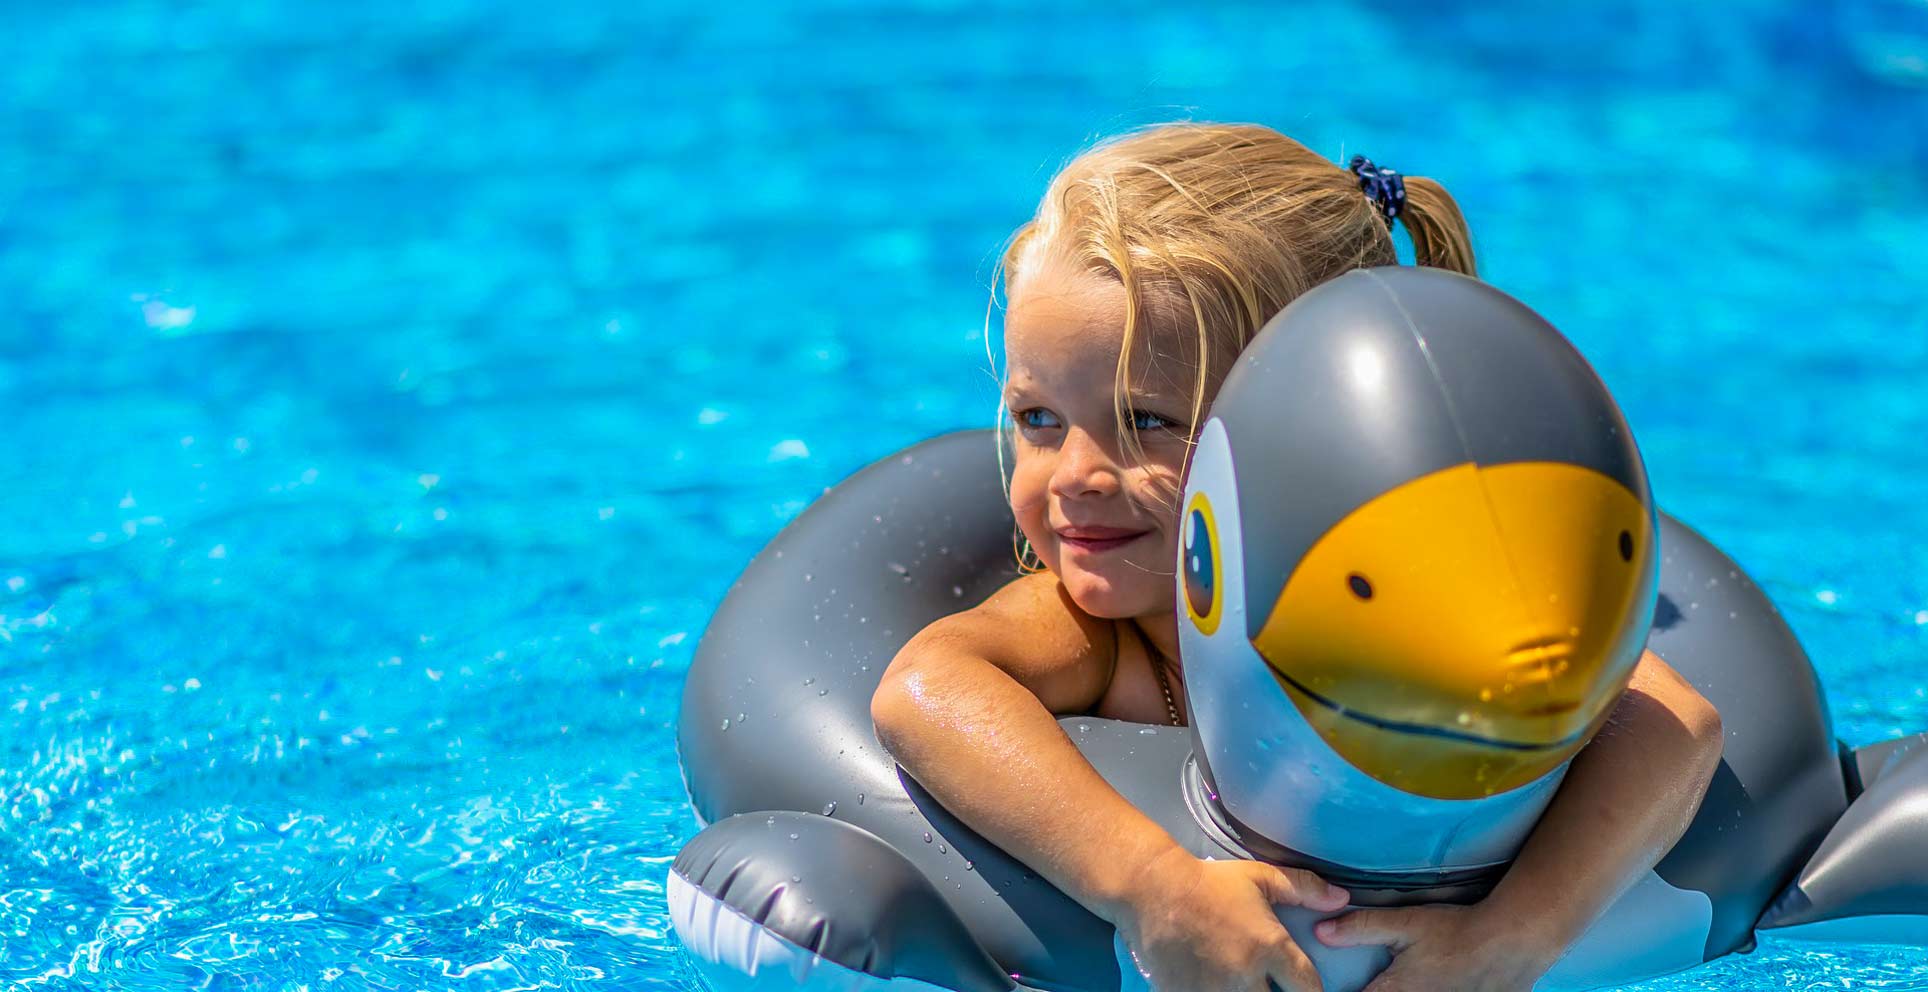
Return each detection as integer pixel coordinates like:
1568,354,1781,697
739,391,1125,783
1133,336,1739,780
1057,529,1151,553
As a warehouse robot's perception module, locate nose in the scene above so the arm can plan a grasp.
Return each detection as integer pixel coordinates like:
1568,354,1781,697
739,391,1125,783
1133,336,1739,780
1049,427,1123,499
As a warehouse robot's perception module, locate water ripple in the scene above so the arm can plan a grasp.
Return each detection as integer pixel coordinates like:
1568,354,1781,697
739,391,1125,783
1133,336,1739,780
3,0,1924,989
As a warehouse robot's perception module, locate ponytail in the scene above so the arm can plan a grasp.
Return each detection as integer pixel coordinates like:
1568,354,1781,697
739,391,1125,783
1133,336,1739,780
1401,176,1477,277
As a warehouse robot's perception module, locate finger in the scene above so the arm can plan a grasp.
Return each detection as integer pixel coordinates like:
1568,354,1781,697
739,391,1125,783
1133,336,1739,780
1358,960,1417,992
1314,908,1415,950
1258,865,1350,911
1262,933,1324,992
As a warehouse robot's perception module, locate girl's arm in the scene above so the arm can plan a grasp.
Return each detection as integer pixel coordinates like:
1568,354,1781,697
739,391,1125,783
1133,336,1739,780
1316,649,1724,991
873,571,1349,992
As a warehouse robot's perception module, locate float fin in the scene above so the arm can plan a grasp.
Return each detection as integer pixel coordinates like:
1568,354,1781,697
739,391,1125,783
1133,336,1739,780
669,811,1015,992
1761,736,1928,941
1842,732,1928,797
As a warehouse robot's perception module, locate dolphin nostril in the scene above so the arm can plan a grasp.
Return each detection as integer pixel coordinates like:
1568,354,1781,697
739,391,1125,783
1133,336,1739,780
1507,636,1576,675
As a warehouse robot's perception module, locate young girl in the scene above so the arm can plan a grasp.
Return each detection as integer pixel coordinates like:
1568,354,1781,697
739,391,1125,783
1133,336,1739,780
871,123,1723,992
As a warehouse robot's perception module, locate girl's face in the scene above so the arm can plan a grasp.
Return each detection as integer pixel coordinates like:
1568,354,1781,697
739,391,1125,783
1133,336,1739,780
1003,257,1205,620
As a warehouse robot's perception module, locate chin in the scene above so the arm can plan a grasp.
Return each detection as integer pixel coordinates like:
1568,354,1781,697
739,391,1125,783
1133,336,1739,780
1056,565,1160,620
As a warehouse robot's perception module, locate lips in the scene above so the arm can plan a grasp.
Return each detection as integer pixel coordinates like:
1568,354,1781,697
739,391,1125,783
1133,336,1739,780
1056,524,1152,553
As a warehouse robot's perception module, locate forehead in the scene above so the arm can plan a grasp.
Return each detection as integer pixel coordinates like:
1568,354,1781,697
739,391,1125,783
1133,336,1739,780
1004,259,1197,389
1006,258,1124,359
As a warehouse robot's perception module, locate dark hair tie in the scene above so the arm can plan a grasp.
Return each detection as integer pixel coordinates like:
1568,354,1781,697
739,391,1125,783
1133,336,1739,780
1348,155,1407,228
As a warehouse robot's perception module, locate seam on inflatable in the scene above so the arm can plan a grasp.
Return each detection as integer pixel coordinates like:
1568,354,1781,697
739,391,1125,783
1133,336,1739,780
672,869,976,992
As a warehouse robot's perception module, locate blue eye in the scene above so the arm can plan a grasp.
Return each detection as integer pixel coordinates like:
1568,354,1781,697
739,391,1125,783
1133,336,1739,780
1184,505,1215,622
1015,408,1061,430
1131,410,1176,432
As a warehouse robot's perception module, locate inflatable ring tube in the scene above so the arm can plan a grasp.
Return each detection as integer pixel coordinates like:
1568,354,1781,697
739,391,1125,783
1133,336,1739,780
673,438,1928,991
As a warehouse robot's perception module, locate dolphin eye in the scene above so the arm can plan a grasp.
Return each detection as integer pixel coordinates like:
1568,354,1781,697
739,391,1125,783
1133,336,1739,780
1348,573,1374,600
1183,506,1216,621
1618,530,1634,562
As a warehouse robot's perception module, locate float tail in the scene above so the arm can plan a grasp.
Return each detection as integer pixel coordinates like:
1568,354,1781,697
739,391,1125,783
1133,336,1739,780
1758,733,1928,943
669,811,1016,992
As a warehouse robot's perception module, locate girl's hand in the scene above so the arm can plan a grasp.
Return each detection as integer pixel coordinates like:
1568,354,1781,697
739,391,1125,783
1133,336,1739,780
1314,903,1560,992
1114,849,1350,992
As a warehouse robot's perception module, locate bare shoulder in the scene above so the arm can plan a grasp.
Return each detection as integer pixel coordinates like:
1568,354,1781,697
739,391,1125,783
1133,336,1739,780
1623,648,1701,704
893,571,1118,714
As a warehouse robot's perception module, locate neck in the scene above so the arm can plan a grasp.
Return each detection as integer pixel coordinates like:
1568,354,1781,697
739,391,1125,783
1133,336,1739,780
1135,612,1183,667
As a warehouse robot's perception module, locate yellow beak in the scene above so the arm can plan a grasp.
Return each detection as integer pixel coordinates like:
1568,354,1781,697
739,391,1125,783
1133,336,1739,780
1252,461,1653,799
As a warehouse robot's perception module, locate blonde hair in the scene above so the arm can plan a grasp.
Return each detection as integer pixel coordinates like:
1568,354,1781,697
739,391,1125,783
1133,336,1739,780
996,122,1477,571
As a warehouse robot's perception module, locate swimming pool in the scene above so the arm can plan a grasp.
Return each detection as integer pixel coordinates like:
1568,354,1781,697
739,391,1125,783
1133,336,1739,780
3,0,1924,988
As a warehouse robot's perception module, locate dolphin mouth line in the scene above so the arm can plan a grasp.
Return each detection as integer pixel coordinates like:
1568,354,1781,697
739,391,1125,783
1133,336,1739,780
1265,666,1594,753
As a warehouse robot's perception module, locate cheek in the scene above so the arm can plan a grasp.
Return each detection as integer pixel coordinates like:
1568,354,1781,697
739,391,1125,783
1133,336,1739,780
1130,464,1187,524
1008,459,1060,570
1008,456,1052,523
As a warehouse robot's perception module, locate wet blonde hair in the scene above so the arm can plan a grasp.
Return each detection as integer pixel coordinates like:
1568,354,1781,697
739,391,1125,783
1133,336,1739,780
996,122,1477,570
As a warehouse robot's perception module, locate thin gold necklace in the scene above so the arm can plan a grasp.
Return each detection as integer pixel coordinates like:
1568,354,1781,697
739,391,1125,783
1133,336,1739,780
1142,628,1182,727
1152,659,1180,726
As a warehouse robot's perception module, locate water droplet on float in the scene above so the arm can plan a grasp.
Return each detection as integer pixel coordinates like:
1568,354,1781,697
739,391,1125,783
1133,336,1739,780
857,793,865,804
788,832,800,841
964,861,974,871
923,832,933,843
1455,711,1472,726
888,562,910,581
821,802,837,816
1077,724,1091,733
791,874,801,883
804,573,813,583
736,712,746,723
1138,727,1158,735
817,688,828,696
802,677,816,686
938,844,947,854
952,585,964,598
720,719,731,731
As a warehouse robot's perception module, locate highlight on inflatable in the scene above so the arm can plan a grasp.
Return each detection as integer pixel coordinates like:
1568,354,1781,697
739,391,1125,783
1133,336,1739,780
668,267,1928,992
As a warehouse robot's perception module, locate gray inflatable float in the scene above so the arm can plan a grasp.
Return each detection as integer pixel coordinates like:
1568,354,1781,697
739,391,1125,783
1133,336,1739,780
670,268,1928,992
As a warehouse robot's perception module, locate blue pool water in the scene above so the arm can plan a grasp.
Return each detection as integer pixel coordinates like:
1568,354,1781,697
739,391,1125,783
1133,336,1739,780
4,1,1926,988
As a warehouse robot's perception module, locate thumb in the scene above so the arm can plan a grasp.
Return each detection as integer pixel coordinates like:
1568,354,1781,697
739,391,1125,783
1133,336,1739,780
1256,865,1350,912
1314,908,1416,951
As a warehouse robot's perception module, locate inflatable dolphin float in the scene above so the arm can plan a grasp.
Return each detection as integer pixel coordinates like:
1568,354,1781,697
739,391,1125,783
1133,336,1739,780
669,267,1928,992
